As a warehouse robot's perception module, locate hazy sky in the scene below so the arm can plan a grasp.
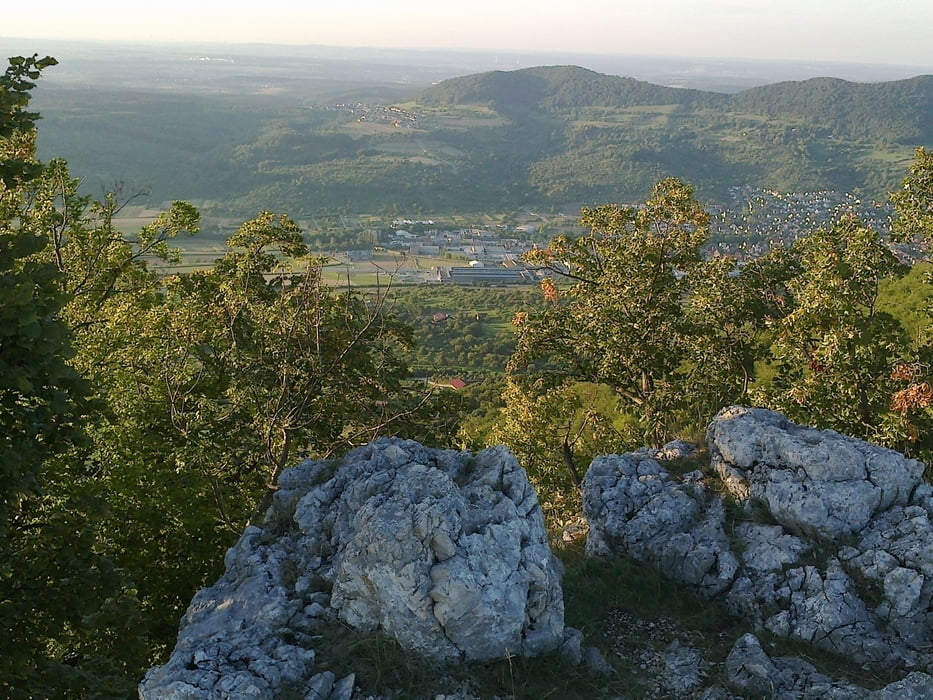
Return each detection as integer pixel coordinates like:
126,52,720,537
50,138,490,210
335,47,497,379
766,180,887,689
4,0,933,68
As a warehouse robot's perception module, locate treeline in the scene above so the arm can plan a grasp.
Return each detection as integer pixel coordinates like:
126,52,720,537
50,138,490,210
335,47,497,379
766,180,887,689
5,55,933,697
1,57,458,697
34,64,933,219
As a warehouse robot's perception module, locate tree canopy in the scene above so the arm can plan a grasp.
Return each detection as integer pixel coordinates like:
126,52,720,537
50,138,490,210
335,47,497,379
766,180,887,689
4,52,933,696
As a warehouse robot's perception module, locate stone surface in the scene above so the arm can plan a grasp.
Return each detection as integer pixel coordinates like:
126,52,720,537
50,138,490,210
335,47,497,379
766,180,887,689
708,406,923,540
583,406,933,680
140,439,564,698
583,444,738,598
724,633,933,699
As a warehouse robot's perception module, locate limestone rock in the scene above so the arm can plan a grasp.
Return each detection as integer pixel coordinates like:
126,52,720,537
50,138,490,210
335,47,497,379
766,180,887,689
583,407,933,680
583,444,738,597
724,633,933,699
708,406,923,540
662,640,707,695
140,439,564,698
725,633,868,698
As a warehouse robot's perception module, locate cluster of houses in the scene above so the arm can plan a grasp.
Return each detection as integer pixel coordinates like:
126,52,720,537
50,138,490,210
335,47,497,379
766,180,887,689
338,184,912,289
709,186,904,261
382,225,543,284
322,103,422,128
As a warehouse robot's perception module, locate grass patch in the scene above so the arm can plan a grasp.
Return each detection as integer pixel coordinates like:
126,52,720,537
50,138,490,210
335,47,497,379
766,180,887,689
312,620,632,700
558,538,741,656
312,538,747,699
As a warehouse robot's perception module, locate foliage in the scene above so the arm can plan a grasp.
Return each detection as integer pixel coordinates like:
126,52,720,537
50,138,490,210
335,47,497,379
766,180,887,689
882,146,933,461
729,76,933,144
491,379,634,521
0,56,75,527
0,55,144,698
753,213,911,444
891,146,933,242
507,178,744,449
35,193,427,659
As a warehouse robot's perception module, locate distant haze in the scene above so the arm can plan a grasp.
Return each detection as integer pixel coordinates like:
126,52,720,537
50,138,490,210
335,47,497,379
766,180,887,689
2,0,933,70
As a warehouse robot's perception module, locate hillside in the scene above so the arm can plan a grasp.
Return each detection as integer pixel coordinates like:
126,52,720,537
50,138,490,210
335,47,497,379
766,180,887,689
728,75,933,143
34,64,933,216
415,66,933,205
418,65,724,112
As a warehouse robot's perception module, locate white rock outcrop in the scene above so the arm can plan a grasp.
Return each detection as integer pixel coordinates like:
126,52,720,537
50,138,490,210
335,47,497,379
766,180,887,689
709,406,923,540
583,406,933,673
140,439,565,698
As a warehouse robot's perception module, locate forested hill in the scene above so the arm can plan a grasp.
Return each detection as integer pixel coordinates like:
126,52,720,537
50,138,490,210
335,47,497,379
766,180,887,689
420,66,933,133
418,65,725,112
33,62,933,215
729,75,933,143
407,65,933,207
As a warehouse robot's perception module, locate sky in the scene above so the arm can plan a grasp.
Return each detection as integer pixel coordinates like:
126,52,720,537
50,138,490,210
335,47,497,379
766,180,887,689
3,0,933,69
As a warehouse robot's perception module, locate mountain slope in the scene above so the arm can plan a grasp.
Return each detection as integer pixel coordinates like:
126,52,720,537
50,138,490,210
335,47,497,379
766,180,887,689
419,65,725,112
36,64,933,216
729,75,933,143
409,65,932,206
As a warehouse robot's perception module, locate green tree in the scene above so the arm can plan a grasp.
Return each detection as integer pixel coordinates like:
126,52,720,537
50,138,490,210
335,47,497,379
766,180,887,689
29,192,423,659
491,378,632,520
497,178,776,514
507,178,742,449
1,55,144,698
754,212,910,444
891,146,933,242
883,146,933,458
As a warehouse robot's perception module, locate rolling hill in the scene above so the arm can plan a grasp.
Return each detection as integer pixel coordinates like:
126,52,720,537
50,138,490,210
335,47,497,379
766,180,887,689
34,64,933,217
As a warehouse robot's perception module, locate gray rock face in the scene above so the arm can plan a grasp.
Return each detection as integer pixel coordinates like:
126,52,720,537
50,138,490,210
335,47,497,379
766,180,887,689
140,439,564,698
724,633,933,699
583,406,933,676
709,406,923,540
584,446,738,598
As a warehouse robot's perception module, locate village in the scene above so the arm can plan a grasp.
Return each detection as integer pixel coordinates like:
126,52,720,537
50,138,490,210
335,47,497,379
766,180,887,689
331,187,911,286
340,219,544,284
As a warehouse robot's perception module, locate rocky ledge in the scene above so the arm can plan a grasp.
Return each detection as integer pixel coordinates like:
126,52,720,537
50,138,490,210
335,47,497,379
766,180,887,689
585,405,933,695
140,439,567,698
142,407,933,698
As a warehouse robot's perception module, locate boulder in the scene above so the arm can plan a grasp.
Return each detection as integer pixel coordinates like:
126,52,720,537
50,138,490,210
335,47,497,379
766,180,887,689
140,439,565,698
582,406,933,674
583,445,738,598
708,406,923,540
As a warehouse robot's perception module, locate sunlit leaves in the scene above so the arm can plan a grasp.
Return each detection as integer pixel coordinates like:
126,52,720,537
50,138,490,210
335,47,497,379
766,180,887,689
754,213,910,442
509,178,731,449
1,54,142,698
891,146,933,243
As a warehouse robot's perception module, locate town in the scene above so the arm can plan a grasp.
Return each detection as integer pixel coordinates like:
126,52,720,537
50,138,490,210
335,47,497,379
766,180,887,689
325,186,914,286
